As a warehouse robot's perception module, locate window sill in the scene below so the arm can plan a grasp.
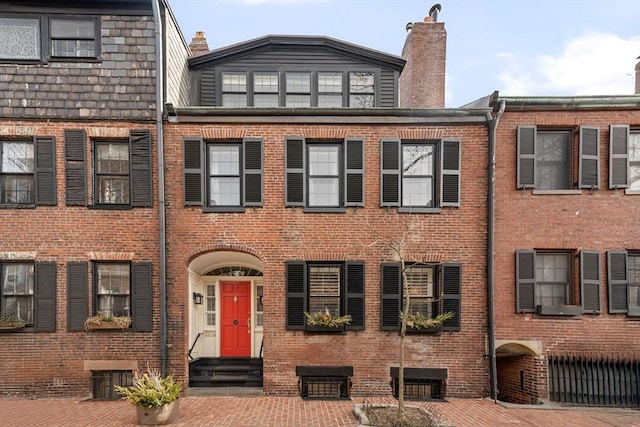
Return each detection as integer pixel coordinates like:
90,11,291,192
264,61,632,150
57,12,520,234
0,204,36,209
302,207,347,213
203,206,246,213
624,189,640,195
397,207,442,214
89,204,132,210
531,190,582,195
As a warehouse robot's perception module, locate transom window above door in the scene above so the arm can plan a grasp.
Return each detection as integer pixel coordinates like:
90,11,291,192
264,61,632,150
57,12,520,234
219,70,376,108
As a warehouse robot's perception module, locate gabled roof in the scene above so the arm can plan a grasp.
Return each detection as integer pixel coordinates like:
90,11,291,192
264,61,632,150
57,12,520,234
188,34,405,71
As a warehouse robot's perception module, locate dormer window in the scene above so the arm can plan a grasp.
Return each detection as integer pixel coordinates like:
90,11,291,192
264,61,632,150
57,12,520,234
349,72,374,108
285,72,311,107
217,70,377,108
221,72,247,107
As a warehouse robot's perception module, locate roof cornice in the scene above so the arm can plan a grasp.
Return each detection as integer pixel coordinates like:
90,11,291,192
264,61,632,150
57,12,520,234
167,106,491,125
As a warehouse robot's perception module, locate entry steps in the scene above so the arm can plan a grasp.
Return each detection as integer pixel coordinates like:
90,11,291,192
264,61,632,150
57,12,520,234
189,357,263,388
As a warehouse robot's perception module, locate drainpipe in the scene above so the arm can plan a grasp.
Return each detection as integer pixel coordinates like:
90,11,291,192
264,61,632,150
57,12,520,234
151,0,168,376
486,99,505,402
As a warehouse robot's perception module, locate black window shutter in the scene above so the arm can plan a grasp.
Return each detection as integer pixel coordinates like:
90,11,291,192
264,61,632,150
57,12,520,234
579,126,600,189
64,129,87,206
285,261,306,330
380,139,400,207
243,138,263,206
440,138,461,207
130,130,152,207
517,126,536,189
609,125,629,189
345,262,365,330
516,250,536,312
132,262,153,332
183,137,204,205
35,262,57,332
200,69,216,106
607,251,628,313
67,262,88,331
441,263,461,331
35,136,57,206
380,263,401,330
285,137,305,206
345,138,364,207
580,251,601,313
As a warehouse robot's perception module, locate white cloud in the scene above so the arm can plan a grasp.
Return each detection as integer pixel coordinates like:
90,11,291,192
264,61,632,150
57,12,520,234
496,33,639,97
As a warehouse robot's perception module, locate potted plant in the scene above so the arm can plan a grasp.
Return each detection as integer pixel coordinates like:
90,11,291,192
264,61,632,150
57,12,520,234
303,308,352,333
114,368,182,425
401,311,454,334
84,312,132,331
0,313,26,331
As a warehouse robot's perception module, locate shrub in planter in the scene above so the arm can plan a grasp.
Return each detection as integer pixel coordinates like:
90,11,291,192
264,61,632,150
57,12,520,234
114,369,182,425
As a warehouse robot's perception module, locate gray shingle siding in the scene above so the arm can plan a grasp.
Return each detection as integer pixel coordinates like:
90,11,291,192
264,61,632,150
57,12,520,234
0,15,157,120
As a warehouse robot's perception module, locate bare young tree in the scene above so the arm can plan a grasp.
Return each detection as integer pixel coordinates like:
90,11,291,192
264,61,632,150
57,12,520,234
363,215,453,420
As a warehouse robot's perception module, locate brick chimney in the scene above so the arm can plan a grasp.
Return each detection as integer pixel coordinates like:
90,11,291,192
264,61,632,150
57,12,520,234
399,4,446,109
189,31,209,56
635,56,640,95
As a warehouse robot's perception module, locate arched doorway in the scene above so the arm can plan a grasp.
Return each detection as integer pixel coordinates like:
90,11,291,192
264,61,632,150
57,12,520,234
187,251,263,388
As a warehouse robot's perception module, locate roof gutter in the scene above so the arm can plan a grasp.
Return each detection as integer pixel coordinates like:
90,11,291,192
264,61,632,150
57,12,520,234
151,0,168,376
486,99,505,402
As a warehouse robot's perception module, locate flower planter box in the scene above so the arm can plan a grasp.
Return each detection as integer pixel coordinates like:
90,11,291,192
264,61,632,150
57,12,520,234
405,324,443,335
85,323,130,331
305,324,346,334
0,325,25,332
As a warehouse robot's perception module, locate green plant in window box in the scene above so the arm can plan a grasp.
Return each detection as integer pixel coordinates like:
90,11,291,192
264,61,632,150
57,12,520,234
114,368,182,425
0,313,26,330
401,311,454,331
303,308,352,328
84,312,132,331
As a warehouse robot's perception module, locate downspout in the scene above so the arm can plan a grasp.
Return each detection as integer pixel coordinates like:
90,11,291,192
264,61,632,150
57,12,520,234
151,0,168,376
486,99,505,402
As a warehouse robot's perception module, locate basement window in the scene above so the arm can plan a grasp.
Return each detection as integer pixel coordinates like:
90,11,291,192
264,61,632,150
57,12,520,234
92,370,132,400
296,366,353,400
390,367,447,400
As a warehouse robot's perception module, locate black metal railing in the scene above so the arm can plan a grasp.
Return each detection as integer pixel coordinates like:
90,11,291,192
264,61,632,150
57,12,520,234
548,355,640,407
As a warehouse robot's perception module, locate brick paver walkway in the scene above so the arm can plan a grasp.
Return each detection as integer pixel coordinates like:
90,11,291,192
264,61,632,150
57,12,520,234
0,396,638,426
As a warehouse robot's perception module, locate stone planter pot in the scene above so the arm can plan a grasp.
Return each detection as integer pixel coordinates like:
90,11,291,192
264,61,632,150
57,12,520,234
136,400,179,425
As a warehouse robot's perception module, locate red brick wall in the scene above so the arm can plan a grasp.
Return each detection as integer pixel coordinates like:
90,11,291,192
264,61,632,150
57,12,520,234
399,19,447,109
493,107,640,397
163,121,490,397
0,120,161,398
497,355,547,404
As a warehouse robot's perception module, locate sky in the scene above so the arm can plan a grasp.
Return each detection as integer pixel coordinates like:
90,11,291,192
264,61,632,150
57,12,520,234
169,0,640,107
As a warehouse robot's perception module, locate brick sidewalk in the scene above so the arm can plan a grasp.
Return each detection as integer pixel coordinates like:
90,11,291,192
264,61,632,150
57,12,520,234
0,396,638,427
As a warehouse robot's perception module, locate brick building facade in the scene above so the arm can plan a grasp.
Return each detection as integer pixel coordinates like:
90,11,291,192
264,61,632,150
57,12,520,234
491,94,640,405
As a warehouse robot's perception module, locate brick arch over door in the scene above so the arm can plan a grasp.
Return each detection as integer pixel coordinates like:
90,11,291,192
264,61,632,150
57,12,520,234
186,244,265,275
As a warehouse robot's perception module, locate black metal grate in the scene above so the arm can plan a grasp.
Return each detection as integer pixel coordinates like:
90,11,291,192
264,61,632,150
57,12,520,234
91,370,133,400
300,376,350,400
392,378,444,400
549,355,640,407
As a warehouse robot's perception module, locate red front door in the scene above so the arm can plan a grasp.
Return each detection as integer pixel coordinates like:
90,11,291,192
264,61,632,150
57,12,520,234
220,281,251,357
